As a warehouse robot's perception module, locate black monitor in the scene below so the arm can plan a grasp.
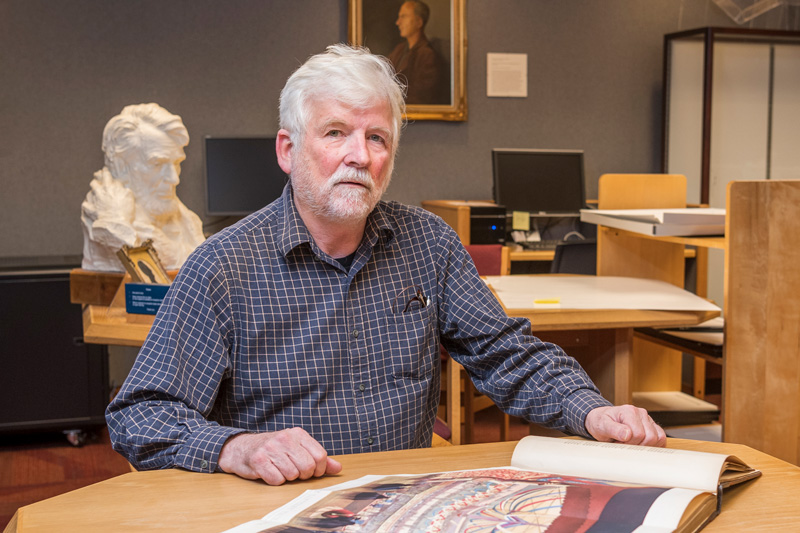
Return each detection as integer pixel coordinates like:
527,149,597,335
204,136,288,217
491,149,586,214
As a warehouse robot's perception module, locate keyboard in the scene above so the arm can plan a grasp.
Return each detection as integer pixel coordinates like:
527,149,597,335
517,240,562,251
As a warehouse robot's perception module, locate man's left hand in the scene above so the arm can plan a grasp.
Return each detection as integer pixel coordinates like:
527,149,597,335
585,405,666,447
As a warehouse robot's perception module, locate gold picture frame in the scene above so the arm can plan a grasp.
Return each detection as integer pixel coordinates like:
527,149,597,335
348,0,467,121
116,240,171,284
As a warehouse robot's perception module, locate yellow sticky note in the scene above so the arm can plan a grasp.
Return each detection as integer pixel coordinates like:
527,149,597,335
533,298,561,308
512,211,530,231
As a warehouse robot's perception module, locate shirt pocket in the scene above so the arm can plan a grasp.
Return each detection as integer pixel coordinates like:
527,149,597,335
383,303,437,381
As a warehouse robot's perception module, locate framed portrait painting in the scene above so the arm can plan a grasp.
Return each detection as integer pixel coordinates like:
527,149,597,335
349,0,467,121
116,240,171,285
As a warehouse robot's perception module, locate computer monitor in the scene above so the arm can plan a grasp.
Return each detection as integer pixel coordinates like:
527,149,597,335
204,136,287,217
491,149,586,214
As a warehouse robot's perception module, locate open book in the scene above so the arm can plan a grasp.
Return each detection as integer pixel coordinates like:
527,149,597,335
224,436,760,533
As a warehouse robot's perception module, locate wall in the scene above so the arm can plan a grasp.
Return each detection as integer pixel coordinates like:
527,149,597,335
2,0,797,263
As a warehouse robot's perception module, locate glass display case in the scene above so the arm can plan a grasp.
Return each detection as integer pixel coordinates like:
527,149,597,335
662,27,800,206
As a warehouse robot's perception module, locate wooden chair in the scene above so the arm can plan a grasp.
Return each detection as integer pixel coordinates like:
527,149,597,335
442,245,511,444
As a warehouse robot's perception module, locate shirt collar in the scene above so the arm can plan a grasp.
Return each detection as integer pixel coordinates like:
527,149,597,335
276,182,396,259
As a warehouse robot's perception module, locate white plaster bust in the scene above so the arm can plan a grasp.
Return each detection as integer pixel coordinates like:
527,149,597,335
81,103,205,272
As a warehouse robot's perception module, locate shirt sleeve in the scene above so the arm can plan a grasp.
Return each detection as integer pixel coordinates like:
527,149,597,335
433,222,612,438
105,244,245,472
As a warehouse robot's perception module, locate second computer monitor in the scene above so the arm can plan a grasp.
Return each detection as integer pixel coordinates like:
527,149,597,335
204,136,287,217
492,149,585,214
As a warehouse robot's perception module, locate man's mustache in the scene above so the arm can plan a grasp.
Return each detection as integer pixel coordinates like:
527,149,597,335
329,168,374,191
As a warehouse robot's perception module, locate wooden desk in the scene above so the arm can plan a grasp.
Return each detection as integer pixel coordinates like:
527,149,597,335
508,248,555,262
491,275,716,406
6,438,800,533
508,247,699,264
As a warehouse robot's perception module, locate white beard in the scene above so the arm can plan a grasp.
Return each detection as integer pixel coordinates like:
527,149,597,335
292,157,392,222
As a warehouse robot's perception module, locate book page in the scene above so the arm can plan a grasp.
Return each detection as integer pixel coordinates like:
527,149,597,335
223,468,708,533
511,436,731,493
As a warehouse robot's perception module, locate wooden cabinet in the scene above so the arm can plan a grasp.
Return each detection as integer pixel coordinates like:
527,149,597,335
723,180,800,465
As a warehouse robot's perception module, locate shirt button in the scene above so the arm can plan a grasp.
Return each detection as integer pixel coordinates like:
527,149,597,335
352,329,359,338
200,459,208,469
367,437,374,445
359,383,365,392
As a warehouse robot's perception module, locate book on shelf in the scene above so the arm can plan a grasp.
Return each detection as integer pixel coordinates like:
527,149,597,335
224,436,760,533
580,208,725,237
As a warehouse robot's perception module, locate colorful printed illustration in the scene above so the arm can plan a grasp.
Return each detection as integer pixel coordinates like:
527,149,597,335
256,468,667,532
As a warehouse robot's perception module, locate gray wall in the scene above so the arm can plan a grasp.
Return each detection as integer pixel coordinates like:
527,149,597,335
2,0,797,263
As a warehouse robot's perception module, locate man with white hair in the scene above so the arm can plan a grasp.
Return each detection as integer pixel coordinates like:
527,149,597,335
107,45,665,487
81,103,204,271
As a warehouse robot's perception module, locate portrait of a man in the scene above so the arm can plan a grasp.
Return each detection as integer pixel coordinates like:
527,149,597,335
387,1,449,105
358,0,452,107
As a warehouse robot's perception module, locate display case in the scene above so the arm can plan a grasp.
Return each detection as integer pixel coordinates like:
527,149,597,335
662,26,800,305
663,26,800,206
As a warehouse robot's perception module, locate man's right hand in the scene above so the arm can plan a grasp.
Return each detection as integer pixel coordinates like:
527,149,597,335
217,428,342,485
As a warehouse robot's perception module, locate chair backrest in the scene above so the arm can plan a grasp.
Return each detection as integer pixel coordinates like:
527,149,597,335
595,174,688,285
464,244,511,276
598,174,686,209
550,240,597,275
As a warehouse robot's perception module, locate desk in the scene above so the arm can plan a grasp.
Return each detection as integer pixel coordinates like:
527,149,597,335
489,275,717,406
6,438,800,532
508,247,699,264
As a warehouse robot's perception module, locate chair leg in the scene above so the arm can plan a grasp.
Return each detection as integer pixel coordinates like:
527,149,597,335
464,377,476,444
499,413,510,441
446,357,462,445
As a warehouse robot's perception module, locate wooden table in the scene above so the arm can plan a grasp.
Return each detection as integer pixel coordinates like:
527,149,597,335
6,438,800,532
489,275,717,406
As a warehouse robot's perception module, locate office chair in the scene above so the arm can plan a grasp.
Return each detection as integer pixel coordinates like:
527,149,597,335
441,245,511,444
550,240,597,275
464,244,510,277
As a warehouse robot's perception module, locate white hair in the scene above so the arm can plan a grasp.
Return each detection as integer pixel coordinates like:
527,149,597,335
278,44,406,152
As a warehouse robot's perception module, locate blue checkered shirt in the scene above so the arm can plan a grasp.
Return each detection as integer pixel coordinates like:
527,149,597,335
106,184,610,472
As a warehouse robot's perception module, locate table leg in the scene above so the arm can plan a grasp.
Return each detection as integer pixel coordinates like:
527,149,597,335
536,328,632,405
